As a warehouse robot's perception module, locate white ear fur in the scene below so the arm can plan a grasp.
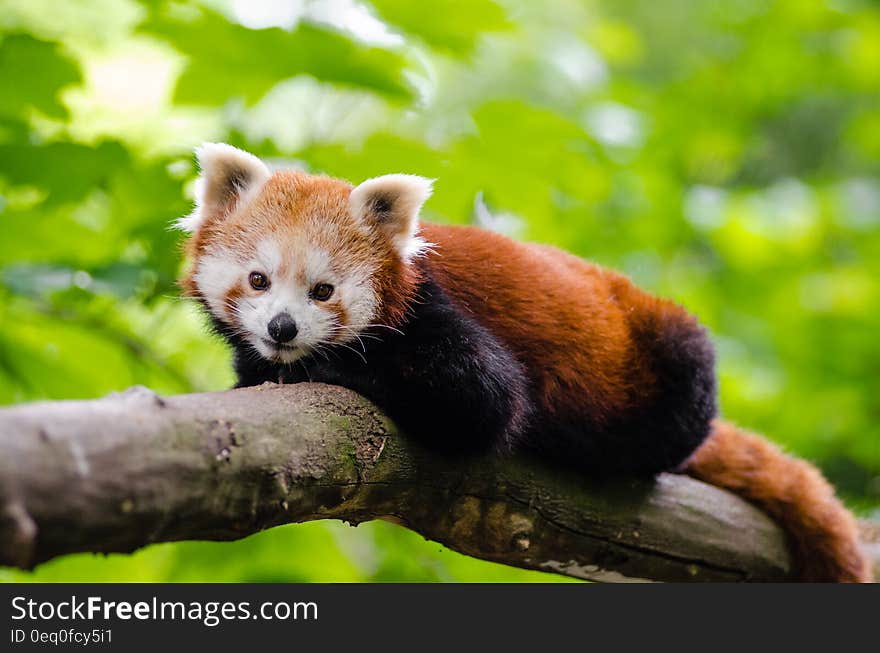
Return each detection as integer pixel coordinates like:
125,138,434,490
175,142,271,233
349,174,434,259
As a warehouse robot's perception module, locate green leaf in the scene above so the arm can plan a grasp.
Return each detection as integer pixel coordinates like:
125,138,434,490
2,262,155,300
140,7,413,105
369,0,511,54
0,140,129,206
0,146,186,280
0,34,80,119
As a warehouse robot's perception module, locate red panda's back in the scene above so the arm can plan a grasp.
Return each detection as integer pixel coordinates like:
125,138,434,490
420,223,648,421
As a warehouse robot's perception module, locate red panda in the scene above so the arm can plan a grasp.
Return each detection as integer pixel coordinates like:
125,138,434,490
178,143,871,582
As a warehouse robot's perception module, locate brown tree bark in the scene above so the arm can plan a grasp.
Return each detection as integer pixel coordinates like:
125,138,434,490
0,383,876,582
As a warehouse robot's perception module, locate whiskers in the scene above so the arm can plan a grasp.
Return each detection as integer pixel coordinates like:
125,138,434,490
329,325,371,352
322,321,404,365
329,341,368,364
345,322,405,336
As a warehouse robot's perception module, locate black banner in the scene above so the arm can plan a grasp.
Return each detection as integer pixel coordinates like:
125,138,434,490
1,583,876,651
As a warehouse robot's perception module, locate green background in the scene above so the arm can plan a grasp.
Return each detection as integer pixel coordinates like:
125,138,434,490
1,0,877,582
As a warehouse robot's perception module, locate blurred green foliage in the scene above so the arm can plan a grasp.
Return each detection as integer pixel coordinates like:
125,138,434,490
1,0,878,582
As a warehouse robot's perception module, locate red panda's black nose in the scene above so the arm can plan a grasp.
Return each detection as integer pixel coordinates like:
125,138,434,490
267,313,298,343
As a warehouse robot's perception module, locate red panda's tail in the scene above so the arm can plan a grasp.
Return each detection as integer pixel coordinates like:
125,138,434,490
683,419,872,582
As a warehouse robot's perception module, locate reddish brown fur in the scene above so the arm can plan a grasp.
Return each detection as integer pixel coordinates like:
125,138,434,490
685,420,872,582
421,223,677,424
221,284,245,325
327,300,349,339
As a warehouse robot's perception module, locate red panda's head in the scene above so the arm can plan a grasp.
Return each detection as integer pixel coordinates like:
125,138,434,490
177,143,432,364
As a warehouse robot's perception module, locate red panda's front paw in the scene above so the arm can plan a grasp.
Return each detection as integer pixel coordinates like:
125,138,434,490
299,359,352,389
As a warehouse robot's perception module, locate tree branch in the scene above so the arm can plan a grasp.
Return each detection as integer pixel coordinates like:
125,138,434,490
0,383,876,582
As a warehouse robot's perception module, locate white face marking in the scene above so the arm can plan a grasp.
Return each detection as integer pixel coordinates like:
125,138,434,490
193,253,241,317
195,237,379,364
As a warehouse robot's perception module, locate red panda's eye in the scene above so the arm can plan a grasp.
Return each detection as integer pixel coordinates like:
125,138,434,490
311,283,334,301
249,272,269,290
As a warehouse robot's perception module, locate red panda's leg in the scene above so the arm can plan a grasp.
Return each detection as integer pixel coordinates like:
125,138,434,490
303,279,532,454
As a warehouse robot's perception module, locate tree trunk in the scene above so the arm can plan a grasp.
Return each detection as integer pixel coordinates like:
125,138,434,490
0,383,876,582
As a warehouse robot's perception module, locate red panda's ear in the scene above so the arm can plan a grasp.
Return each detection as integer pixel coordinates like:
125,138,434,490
175,143,271,233
349,174,434,259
